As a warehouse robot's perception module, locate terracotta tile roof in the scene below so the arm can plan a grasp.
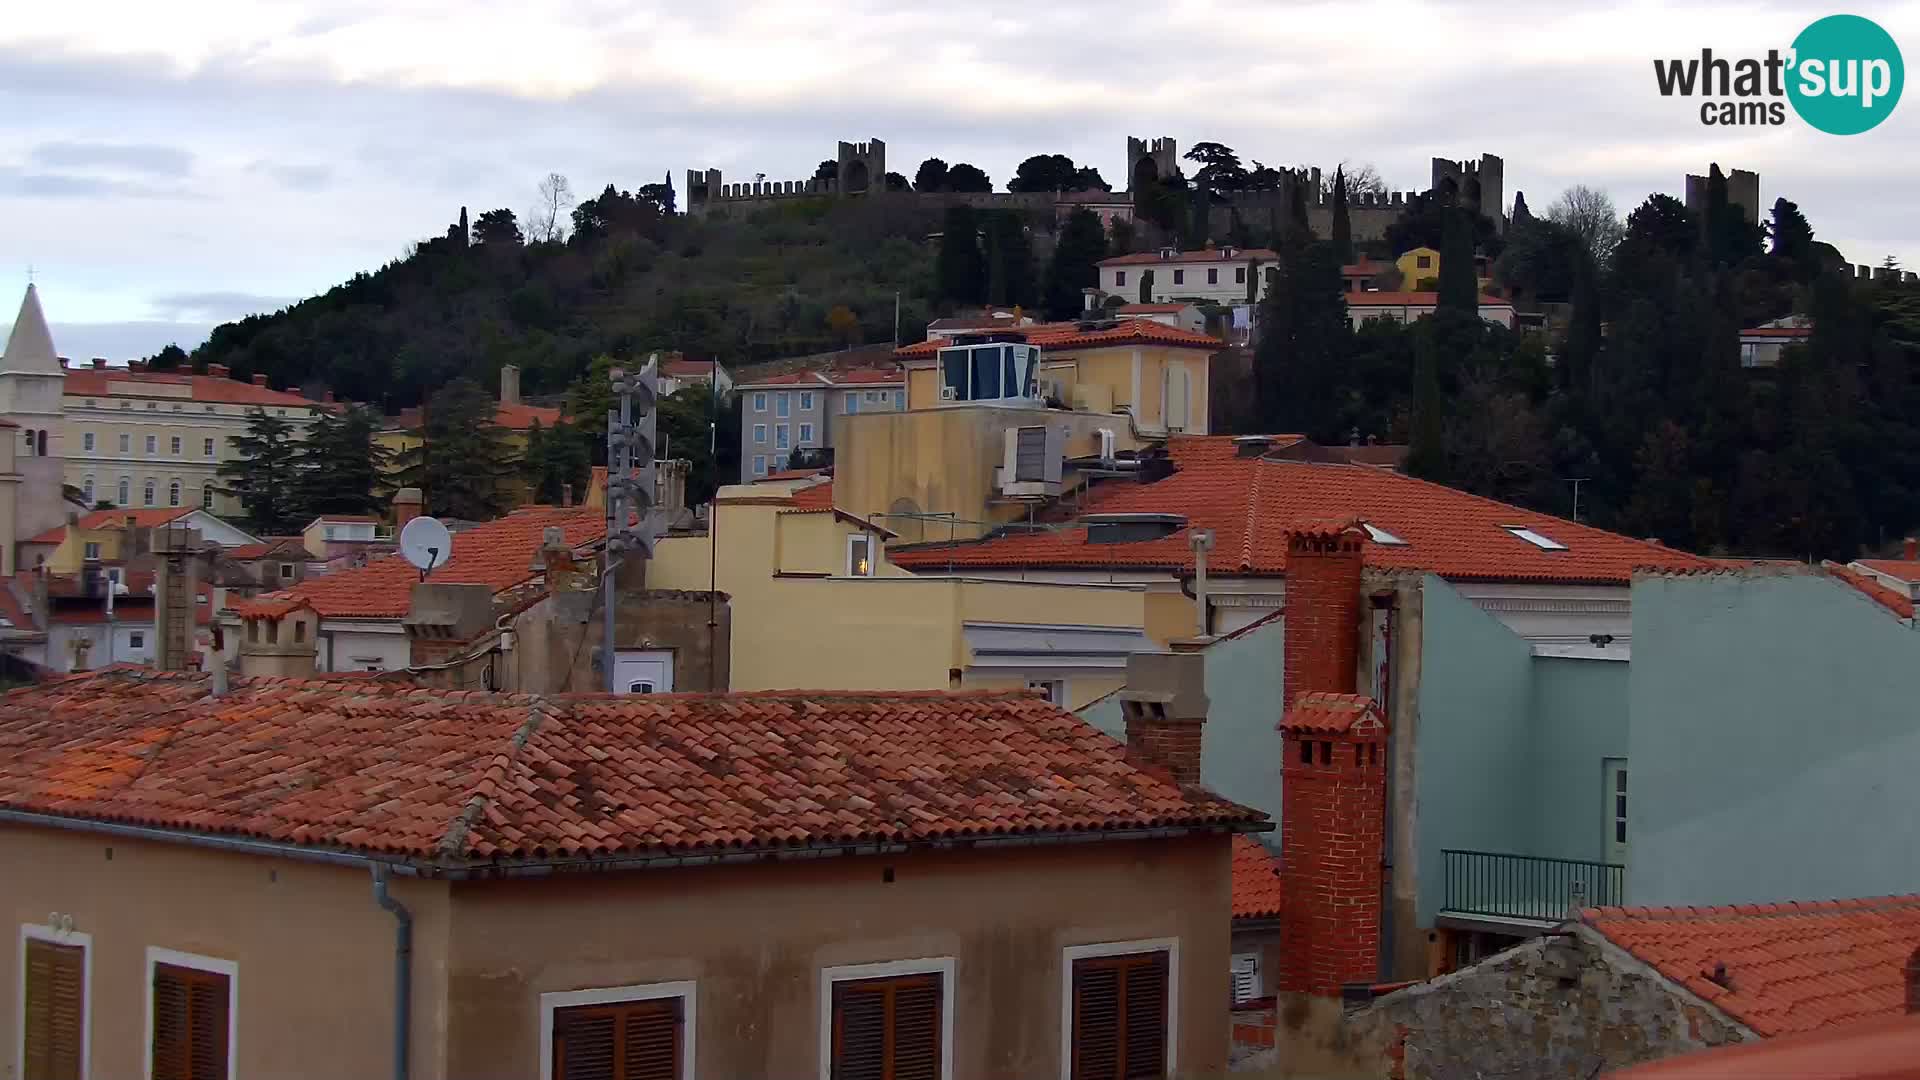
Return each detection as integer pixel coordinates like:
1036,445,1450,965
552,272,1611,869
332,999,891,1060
888,437,1715,584
662,358,721,377
832,367,906,385
27,507,192,544
790,480,834,510
62,368,318,408
231,505,605,620
1605,1013,1920,1080
1345,291,1513,307
896,319,1222,358
1824,563,1916,620
738,367,902,388
0,672,1264,868
0,577,35,630
224,539,305,561
1279,692,1384,735
1341,258,1388,277
306,514,381,526
1855,559,1920,585
758,468,827,483
927,312,1029,331
1232,835,1284,919
492,402,565,430
1099,248,1279,266
1580,895,1920,1037
1117,303,1192,314
737,370,835,388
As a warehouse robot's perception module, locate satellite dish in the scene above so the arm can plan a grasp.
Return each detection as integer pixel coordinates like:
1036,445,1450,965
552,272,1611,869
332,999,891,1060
400,516,452,578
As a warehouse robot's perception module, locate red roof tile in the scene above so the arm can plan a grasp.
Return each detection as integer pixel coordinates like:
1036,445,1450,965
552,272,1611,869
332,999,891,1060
1825,563,1916,620
758,468,827,483
27,507,192,544
791,480,834,511
1580,895,1920,1037
1232,835,1284,919
1855,559,1920,585
1279,692,1384,735
63,368,316,408
0,672,1264,867
832,367,905,385
1116,303,1192,314
896,319,1221,358
662,358,721,377
1099,248,1279,266
232,505,605,620
889,437,1714,584
1605,1013,1920,1080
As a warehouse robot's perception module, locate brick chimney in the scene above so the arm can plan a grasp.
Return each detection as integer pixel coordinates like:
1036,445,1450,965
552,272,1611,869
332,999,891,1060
251,373,270,387
1905,537,1917,562
1907,945,1920,1014
500,364,521,407
1118,651,1208,787
393,487,424,528
1282,522,1365,710
1276,520,1386,998
207,363,229,378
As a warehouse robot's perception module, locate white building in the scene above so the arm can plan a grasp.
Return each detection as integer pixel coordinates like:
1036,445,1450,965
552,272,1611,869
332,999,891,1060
1344,291,1517,330
1098,246,1279,306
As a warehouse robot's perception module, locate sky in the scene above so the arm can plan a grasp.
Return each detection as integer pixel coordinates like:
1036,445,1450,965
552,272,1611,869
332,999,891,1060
2,0,1917,360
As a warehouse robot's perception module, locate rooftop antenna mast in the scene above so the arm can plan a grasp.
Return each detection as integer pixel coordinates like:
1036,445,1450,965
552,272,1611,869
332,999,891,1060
600,356,660,692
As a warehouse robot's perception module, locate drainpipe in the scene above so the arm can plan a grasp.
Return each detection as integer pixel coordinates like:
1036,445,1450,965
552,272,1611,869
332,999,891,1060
1188,529,1214,636
371,865,412,1080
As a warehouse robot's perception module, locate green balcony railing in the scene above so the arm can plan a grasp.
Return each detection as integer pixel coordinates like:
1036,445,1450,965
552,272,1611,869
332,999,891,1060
1441,849,1625,922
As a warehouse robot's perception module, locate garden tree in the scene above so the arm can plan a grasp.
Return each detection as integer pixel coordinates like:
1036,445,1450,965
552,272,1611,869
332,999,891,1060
983,212,1035,307
1252,243,1349,436
913,158,949,191
294,404,395,518
528,172,574,244
884,172,911,191
1330,167,1353,265
1623,420,1697,544
1494,217,1585,302
1386,192,1500,257
1702,165,1764,268
1437,206,1478,314
656,384,740,504
945,163,992,193
1109,217,1136,255
1547,186,1625,269
1183,142,1247,191
1443,373,1549,506
519,419,592,505
1010,154,1083,192
935,206,987,305
216,409,304,534
1044,208,1107,319
636,181,675,215
1138,270,1153,305
147,343,189,371
814,160,837,182
1320,162,1385,202
472,208,524,246
1132,167,1188,232
397,378,516,522
1286,180,1310,244
827,304,861,345
565,353,620,454
570,184,666,245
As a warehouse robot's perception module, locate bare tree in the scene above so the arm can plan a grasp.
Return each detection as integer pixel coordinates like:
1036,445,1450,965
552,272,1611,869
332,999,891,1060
1321,161,1387,201
527,172,575,244
1548,185,1624,268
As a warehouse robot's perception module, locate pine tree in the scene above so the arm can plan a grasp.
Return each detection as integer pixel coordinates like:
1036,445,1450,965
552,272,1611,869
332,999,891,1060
395,378,516,521
295,404,396,518
1406,322,1446,480
1044,208,1108,320
217,409,304,533
1437,206,1478,315
1330,167,1353,265
520,419,592,505
935,207,986,305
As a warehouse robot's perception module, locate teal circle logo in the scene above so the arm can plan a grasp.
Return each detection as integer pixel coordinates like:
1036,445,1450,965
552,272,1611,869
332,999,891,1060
1788,14,1903,134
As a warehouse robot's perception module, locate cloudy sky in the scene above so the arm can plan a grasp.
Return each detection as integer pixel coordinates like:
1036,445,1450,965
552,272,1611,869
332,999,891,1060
3,0,1917,360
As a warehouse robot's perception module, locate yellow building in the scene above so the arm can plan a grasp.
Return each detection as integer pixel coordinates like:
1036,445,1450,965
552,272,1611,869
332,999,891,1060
25,507,260,576
375,364,559,508
645,477,1154,708
60,360,324,519
1394,246,1495,292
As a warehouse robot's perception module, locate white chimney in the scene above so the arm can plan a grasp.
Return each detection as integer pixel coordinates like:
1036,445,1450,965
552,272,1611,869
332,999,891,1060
500,365,521,407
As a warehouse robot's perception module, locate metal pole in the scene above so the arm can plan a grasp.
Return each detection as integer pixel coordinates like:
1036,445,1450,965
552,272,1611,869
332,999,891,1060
604,397,623,694
708,356,720,692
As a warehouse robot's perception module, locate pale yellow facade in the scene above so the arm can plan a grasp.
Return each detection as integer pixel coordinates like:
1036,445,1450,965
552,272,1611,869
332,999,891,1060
903,343,1211,435
646,489,1146,707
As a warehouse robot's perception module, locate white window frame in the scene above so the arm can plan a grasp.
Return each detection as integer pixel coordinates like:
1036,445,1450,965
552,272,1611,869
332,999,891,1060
82,477,95,502
117,479,130,505
203,438,216,458
128,631,145,650
170,436,182,456
752,392,768,412
776,391,791,418
143,946,237,1080
1503,525,1568,551
168,481,181,507
846,533,874,577
752,455,766,477
798,422,814,446
817,957,955,1080
845,395,859,415
118,434,130,453
19,922,93,1080
893,390,904,410
1058,938,1179,1080
1027,678,1067,706
799,390,814,411
752,424,767,444
83,542,101,562
201,488,214,510
142,480,156,506
775,425,790,450
1115,270,1127,287
83,432,95,452
145,435,157,455
537,980,696,1080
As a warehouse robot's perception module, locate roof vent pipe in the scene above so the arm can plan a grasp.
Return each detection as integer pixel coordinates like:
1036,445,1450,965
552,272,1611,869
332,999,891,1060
1189,529,1215,637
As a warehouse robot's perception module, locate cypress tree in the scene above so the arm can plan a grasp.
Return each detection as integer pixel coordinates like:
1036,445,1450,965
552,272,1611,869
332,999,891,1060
1139,269,1153,305
1407,322,1446,479
1189,182,1211,247
1044,208,1108,320
1330,167,1353,265
936,206,986,305
1437,206,1478,314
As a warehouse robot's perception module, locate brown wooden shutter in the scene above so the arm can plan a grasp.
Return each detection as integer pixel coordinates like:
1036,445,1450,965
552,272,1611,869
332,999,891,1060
23,939,85,1080
553,999,681,1080
151,963,229,1080
832,974,942,1080
1071,952,1168,1080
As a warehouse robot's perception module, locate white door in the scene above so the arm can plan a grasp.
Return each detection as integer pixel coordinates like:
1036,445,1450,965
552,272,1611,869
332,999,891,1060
1603,758,1629,866
614,650,674,694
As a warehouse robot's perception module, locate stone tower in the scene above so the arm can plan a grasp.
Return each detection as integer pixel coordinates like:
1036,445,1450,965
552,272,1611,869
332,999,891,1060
1685,167,1761,225
836,139,885,195
0,284,69,570
1431,153,1506,232
1126,136,1179,191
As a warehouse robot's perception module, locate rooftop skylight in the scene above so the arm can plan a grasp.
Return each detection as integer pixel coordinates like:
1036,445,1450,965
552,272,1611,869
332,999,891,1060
1362,523,1408,546
1503,525,1568,551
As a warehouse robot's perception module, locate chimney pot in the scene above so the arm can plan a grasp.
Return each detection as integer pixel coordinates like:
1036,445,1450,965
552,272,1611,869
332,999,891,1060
561,483,574,508
1119,651,1208,787
128,360,146,372
1905,537,1917,562
207,363,229,378
393,487,425,528
324,390,336,403
499,364,522,407
251,374,269,387
1282,524,1365,710
91,358,106,369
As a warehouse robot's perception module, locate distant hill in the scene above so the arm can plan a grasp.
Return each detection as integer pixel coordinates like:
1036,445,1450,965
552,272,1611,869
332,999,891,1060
184,193,948,411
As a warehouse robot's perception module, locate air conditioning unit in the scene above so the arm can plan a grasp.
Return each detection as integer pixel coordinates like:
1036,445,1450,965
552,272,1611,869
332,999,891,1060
939,385,958,401
1000,425,1065,497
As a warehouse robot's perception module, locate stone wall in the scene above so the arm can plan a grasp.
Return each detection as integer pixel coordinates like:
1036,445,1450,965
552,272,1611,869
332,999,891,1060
1347,930,1750,1080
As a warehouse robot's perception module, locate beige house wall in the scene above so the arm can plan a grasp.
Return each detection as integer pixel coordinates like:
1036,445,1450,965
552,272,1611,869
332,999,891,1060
444,836,1232,1080
62,394,321,519
0,825,453,1080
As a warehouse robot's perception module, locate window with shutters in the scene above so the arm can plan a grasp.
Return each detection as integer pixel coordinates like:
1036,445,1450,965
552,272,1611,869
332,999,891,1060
540,982,694,1080
21,929,88,1080
147,951,234,1080
1063,943,1174,1080
819,960,951,1080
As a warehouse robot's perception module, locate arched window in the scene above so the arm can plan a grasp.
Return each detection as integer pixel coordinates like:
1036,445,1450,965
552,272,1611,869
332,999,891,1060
22,429,35,456
81,476,94,503
117,478,130,505
168,480,182,506
142,479,156,506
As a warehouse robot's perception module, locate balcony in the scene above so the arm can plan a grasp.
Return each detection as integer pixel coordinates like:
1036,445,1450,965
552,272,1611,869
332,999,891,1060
1441,850,1625,925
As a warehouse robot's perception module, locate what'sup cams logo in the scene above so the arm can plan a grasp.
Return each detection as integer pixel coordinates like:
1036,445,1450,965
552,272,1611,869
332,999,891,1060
1654,14,1904,134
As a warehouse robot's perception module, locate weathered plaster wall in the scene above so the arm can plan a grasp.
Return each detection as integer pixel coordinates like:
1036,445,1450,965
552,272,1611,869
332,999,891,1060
1528,657,1629,867
1629,571,1920,905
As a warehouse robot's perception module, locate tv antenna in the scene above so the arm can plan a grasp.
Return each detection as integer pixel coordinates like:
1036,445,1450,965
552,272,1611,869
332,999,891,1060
399,516,452,580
